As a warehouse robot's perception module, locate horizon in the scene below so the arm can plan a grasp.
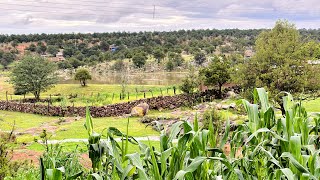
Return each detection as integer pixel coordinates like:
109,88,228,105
1,0,320,34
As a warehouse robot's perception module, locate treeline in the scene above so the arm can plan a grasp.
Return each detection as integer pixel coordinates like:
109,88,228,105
2,28,320,70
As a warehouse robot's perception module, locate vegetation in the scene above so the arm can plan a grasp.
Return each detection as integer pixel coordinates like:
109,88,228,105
10,55,58,101
179,68,199,94
74,68,92,86
19,88,319,179
235,20,315,96
200,56,230,98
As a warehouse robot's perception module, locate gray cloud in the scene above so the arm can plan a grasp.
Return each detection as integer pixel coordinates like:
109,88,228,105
0,0,319,34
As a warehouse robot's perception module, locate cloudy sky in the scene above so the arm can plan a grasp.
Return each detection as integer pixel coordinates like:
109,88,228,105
0,0,320,34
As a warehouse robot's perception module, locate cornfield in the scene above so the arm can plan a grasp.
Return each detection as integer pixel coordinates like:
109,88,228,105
39,88,320,179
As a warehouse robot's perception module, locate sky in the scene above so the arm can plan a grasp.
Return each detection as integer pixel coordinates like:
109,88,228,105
0,0,320,34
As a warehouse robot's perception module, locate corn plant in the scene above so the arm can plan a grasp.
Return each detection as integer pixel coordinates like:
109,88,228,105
39,88,319,180
229,88,320,179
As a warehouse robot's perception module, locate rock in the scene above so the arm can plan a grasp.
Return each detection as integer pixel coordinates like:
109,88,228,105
131,103,149,117
229,103,236,109
222,105,230,110
215,103,222,110
226,91,237,98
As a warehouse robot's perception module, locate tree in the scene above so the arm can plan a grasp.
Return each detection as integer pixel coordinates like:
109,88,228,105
194,52,206,65
47,45,59,56
0,52,15,69
180,67,199,94
28,43,36,52
111,60,125,71
74,68,92,86
10,55,58,101
36,42,47,54
166,60,174,71
199,56,230,98
132,53,147,68
153,48,165,64
236,20,310,95
11,40,18,48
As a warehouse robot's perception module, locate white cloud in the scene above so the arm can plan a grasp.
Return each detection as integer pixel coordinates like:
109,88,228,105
0,0,319,34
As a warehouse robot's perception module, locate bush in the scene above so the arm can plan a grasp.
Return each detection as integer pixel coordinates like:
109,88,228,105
202,108,222,129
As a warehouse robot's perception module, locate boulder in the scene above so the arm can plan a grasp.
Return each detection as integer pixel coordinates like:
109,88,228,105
226,91,237,98
222,105,230,110
131,103,149,117
229,103,236,109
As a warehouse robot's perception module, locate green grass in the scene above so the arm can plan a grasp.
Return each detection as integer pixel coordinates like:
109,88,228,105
303,98,320,112
27,140,160,154
0,110,158,143
0,76,179,106
52,116,158,140
0,110,56,131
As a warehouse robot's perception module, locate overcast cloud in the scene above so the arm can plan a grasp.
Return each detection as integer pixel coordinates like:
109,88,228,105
0,0,320,34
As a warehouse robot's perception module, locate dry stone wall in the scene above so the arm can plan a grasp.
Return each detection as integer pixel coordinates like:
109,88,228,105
0,89,224,117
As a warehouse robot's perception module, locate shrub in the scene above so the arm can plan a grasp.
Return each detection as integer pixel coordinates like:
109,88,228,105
202,108,222,129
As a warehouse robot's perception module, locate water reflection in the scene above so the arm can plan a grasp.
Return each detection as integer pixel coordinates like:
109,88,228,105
60,72,187,85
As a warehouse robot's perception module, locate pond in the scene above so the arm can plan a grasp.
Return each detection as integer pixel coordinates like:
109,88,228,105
59,71,188,86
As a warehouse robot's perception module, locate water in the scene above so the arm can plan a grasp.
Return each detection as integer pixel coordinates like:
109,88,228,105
59,72,187,86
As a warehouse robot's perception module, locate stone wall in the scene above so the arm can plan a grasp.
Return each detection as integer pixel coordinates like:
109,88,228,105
0,89,223,117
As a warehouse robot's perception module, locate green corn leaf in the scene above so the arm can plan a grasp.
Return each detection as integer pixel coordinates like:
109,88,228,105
66,171,83,180
173,157,206,180
89,173,103,180
126,153,148,179
85,106,93,136
168,121,184,143
220,119,230,149
149,141,161,180
160,147,173,176
278,168,295,180
281,152,309,174
194,113,199,132
254,88,269,113
246,128,287,143
121,164,136,180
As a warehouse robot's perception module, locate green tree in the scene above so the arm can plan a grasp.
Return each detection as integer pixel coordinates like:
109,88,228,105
47,45,59,56
111,60,125,71
28,43,36,52
199,56,230,98
10,55,58,100
236,20,310,95
194,52,206,65
132,53,147,68
11,40,18,48
153,48,165,64
180,67,199,94
166,60,174,71
0,52,15,69
74,68,92,86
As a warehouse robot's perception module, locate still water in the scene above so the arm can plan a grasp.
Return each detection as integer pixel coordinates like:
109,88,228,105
60,72,187,86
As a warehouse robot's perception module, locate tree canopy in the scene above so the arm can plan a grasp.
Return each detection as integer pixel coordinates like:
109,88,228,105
236,20,311,95
74,68,92,86
200,56,230,98
10,55,58,100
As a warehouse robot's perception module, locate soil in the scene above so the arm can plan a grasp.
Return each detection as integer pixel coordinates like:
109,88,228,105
11,149,42,166
18,117,80,137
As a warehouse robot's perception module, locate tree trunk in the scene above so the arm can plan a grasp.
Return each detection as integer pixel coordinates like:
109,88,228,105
218,84,222,99
34,91,40,101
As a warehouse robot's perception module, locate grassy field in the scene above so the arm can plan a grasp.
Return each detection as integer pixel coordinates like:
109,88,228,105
0,110,56,131
0,110,159,144
27,140,160,154
0,75,179,106
303,98,320,112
